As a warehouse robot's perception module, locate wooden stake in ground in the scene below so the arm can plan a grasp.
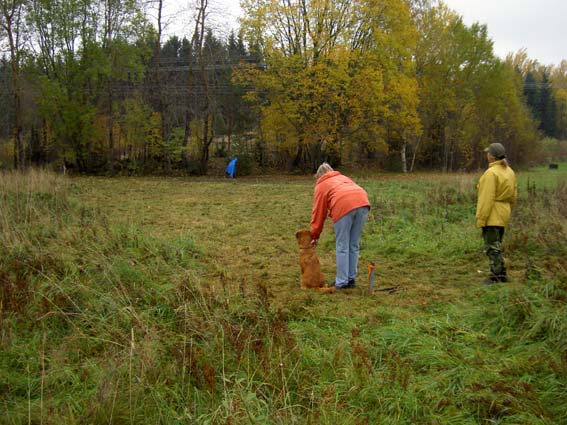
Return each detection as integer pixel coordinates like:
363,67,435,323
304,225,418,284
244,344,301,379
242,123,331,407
368,263,376,294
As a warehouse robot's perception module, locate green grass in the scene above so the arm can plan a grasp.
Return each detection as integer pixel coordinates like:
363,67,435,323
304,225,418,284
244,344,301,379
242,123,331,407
1,165,566,424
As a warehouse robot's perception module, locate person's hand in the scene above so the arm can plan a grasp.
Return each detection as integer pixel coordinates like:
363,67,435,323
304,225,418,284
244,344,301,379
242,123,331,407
310,238,318,247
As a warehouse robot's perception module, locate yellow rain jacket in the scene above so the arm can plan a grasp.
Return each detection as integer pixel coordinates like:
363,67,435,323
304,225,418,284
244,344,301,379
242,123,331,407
476,160,517,228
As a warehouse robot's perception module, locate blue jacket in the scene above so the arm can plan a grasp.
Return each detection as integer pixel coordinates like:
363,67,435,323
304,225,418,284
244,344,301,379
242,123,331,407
225,157,237,178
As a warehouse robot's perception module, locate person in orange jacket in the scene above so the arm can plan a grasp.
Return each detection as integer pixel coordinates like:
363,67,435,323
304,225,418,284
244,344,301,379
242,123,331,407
310,163,370,290
476,143,517,284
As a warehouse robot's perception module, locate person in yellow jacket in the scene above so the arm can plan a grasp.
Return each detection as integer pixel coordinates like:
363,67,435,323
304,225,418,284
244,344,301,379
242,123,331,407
476,143,517,284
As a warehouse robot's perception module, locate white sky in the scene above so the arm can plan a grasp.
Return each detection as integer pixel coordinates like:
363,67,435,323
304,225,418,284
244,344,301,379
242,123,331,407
160,0,242,41
442,0,566,66
161,0,566,66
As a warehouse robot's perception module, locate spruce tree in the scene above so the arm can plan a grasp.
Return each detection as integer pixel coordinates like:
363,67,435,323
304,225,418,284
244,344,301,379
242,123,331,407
539,72,557,137
523,71,541,122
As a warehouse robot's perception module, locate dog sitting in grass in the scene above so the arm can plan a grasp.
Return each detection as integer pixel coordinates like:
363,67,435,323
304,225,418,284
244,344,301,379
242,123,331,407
295,230,335,293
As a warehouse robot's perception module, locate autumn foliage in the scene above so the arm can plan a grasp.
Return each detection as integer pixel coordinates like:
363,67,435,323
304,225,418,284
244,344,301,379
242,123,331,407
0,0,565,174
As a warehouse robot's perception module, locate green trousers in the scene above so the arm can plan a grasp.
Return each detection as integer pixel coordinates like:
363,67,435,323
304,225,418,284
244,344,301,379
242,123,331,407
482,226,506,277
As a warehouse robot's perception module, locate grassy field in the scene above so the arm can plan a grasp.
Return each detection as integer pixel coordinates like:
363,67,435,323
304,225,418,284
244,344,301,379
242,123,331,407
1,164,566,424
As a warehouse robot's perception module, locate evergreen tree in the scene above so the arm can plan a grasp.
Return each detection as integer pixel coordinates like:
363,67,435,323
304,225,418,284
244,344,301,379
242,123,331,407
523,71,541,122
162,36,182,62
539,72,557,137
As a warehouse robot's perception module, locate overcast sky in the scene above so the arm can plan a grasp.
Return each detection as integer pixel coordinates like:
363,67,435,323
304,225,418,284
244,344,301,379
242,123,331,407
164,0,566,66
443,0,566,66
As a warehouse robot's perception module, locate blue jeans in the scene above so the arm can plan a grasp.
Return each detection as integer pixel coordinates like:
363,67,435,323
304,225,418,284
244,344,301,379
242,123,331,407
333,206,369,288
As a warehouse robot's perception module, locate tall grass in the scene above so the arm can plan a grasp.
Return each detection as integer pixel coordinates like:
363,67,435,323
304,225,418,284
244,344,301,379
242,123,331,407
1,168,566,424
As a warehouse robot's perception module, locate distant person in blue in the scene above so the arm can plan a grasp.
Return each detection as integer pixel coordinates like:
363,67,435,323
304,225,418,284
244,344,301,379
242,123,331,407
225,157,238,178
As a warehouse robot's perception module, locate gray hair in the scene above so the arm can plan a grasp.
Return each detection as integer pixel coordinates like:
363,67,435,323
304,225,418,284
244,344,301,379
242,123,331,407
315,162,333,179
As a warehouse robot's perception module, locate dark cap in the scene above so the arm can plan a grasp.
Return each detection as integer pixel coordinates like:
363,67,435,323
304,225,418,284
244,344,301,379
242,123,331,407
484,143,506,159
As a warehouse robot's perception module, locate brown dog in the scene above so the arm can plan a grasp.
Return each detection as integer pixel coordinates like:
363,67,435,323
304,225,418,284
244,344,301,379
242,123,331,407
295,230,335,293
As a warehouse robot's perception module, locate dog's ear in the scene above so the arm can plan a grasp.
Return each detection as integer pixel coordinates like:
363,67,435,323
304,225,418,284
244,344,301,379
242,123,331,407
295,230,300,239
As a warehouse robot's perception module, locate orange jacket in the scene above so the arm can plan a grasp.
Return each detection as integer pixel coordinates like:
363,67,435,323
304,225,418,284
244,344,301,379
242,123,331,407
310,171,370,240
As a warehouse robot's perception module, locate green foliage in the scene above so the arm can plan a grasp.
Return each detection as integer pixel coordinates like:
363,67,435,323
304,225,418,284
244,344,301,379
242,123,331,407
413,4,539,171
37,76,102,170
232,154,254,177
535,138,567,163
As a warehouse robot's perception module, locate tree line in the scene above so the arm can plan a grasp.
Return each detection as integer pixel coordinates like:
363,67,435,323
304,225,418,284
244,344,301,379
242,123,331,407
1,0,566,175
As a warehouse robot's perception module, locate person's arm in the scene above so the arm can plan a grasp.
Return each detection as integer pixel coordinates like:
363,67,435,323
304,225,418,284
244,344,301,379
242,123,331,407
476,172,496,227
310,185,328,241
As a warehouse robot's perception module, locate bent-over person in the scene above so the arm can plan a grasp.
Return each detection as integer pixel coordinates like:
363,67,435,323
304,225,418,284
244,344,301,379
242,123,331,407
310,163,370,290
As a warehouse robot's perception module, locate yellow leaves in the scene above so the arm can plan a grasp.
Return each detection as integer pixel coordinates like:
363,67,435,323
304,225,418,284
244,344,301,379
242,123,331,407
236,0,422,164
554,87,567,139
232,63,263,105
350,0,417,70
384,73,421,137
262,109,297,153
348,66,386,123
